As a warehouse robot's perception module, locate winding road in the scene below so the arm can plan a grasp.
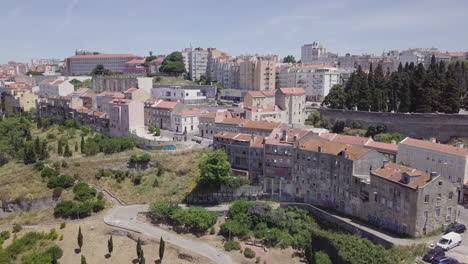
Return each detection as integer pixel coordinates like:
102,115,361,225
104,204,234,264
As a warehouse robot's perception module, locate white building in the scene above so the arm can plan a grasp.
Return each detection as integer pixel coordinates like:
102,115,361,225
397,137,468,203
188,48,208,81
172,109,205,134
151,86,206,104
301,42,327,64
38,79,74,97
399,50,426,66
65,54,143,75
181,48,191,73
278,65,341,101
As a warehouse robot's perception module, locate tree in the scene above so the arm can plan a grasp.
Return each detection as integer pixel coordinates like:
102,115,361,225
91,64,111,76
283,55,296,63
63,143,72,157
77,226,83,251
159,237,165,262
373,64,387,111
315,251,332,264
322,84,345,109
198,149,232,187
108,235,113,256
57,140,63,155
24,143,37,165
356,67,370,111
159,52,186,75
80,136,85,153
305,245,314,264
75,142,79,152
154,127,161,137
148,125,155,133
136,237,142,259
39,141,49,160
331,120,345,133
81,255,87,264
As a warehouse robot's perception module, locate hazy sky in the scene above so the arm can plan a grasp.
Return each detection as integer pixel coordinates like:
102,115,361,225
2,0,467,63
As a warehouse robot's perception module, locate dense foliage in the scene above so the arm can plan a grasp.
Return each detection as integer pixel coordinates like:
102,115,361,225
0,230,59,264
159,52,186,74
70,78,93,90
283,55,296,63
149,200,217,233
223,240,241,251
323,57,468,113
54,200,105,218
82,133,137,156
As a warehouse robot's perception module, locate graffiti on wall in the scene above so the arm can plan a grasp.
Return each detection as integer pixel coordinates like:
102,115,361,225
368,215,407,234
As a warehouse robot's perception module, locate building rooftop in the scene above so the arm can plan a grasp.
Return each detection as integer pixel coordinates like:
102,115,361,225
214,132,265,148
279,87,305,95
244,105,277,112
320,133,371,146
124,88,139,94
110,98,133,105
266,127,310,146
125,58,146,64
97,91,125,98
400,137,468,156
246,91,276,97
299,138,371,161
217,118,246,125
242,120,281,130
145,99,180,109
176,109,205,116
67,54,142,59
372,163,433,189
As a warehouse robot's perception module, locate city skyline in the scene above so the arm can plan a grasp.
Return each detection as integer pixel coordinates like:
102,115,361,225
2,0,468,63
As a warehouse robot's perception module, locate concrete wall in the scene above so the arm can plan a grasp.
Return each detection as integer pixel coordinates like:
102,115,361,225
318,108,468,143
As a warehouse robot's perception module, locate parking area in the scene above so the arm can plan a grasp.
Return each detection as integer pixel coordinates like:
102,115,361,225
444,206,468,263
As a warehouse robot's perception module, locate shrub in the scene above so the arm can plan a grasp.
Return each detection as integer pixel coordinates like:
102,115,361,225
49,228,58,240
210,227,215,235
61,160,68,168
53,201,98,219
224,240,240,252
244,248,256,258
41,167,59,178
33,161,44,171
60,221,66,229
97,192,104,200
12,224,22,233
47,175,75,189
149,200,180,221
74,162,81,167
52,187,63,198
315,251,332,264
92,200,105,212
73,183,96,201
131,174,143,185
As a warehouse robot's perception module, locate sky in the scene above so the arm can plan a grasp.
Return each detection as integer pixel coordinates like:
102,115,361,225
1,0,468,64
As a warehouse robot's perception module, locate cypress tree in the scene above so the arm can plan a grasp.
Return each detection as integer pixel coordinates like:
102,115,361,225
108,235,113,256
373,64,386,111
411,63,427,112
77,226,83,251
25,129,32,141
441,65,461,113
398,72,411,112
75,142,79,152
81,255,87,264
39,141,48,160
34,137,41,155
136,237,142,259
80,136,85,153
368,64,377,111
159,237,165,262
356,66,370,111
344,71,360,110
64,143,72,157
58,140,63,155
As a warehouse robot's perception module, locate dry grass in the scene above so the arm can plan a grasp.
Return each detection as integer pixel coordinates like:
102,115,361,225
0,220,214,264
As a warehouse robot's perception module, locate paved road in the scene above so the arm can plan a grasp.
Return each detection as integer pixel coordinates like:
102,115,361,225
104,204,234,264
445,206,468,263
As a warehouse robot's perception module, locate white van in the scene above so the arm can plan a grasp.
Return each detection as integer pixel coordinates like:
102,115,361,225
436,232,462,250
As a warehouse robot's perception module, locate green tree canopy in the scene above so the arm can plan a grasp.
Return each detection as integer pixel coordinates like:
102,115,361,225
198,150,232,187
283,55,296,63
159,52,186,74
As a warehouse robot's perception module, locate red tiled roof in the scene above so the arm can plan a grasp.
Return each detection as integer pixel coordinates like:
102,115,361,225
67,54,142,59
125,58,145,64
242,120,281,130
110,98,132,105
266,127,310,146
124,88,139,94
98,91,125,98
320,133,371,146
366,141,398,153
247,91,276,97
244,105,276,112
299,138,371,161
176,109,204,116
146,100,180,109
217,118,246,125
151,57,164,63
435,52,467,57
400,137,468,156
279,87,305,94
372,163,432,189
289,64,336,69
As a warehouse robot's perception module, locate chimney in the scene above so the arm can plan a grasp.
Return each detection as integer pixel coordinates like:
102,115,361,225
456,142,465,149
430,137,436,143
391,140,396,145
282,130,287,141
382,160,390,168
318,146,322,153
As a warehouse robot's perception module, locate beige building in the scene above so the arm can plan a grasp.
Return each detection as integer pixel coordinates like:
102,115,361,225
38,79,74,97
198,111,234,139
144,99,184,131
239,56,276,91
0,88,38,114
109,99,144,137
275,88,306,125
397,137,468,202
243,91,276,108
123,88,149,102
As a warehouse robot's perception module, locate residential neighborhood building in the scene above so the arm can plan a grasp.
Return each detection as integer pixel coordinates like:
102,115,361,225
0,88,38,114
239,56,276,91
172,109,206,141
92,91,125,114
144,99,184,130
275,88,306,125
123,88,150,102
109,99,144,137
65,54,143,75
198,111,235,139
397,137,468,203
278,65,341,101
38,79,74,97
151,85,207,104
188,48,209,81
93,76,153,93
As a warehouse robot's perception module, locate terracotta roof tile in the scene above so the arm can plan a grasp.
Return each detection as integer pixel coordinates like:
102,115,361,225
176,109,205,116
68,54,142,59
217,118,246,125
242,120,281,130
246,91,276,97
400,137,468,156
299,138,371,161
279,87,305,94
124,88,139,94
373,163,432,189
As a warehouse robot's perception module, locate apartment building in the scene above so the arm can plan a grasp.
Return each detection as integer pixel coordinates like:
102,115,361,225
92,91,125,114
278,65,341,101
65,54,143,75
275,88,306,125
239,56,276,91
214,132,266,185
36,96,84,122
188,48,209,81
301,42,327,64
181,48,191,73
151,85,207,104
0,88,37,114
239,120,281,136
397,137,468,202
93,76,153,93
38,79,74,97
243,91,275,108
109,99,144,137
123,88,150,102
370,163,457,236
198,111,235,139
144,99,184,130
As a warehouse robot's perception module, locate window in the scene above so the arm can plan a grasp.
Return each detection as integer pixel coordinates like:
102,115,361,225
380,197,385,206
424,210,428,220
424,195,429,203
449,192,453,200
446,207,452,220
435,208,440,217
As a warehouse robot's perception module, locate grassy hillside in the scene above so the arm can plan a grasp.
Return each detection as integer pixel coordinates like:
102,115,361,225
153,76,197,85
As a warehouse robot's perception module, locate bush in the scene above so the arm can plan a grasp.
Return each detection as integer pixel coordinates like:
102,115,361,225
47,175,75,189
72,183,96,201
61,159,68,168
131,174,143,185
49,228,58,240
365,123,387,137
350,120,362,129
224,240,240,252
60,221,66,229
332,119,345,133
149,200,180,221
92,200,105,212
244,248,256,258
41,167,59,178
52,187,63,198
53,200,103,219
12,224,22,233
97,192,104,200
33,161,44,171
373,133,404,143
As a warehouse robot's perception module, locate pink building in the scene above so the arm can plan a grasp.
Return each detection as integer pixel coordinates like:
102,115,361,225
109,99,144,137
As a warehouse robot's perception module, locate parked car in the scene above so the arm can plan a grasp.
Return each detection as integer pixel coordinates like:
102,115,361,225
422,247,445,262
431,256,460,264
445,224,466,234
436,232,462,250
